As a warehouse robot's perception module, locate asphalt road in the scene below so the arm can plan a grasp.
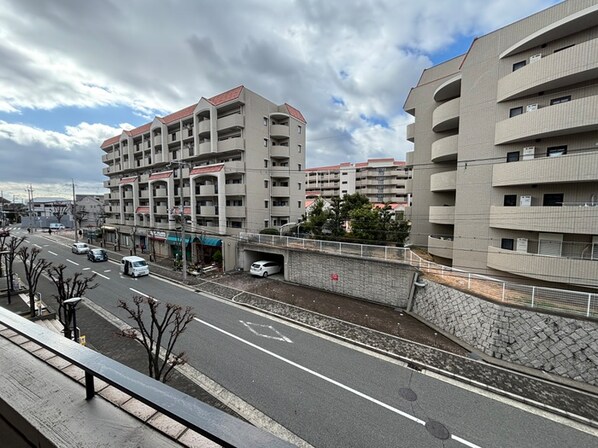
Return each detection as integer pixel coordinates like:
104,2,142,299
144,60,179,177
14,230,598,448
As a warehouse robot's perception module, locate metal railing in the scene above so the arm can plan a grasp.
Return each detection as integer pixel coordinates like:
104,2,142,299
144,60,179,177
240,232,598,319
0,306,292,448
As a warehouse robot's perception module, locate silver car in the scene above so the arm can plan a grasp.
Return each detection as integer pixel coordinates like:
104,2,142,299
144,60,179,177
250,260,281,278
71,242,90,254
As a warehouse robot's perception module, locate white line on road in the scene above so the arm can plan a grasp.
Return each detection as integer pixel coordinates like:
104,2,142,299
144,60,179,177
129,288,149,297
240,320,293,343
34,244,42,248
82,267,90,271
48,251,57,256
93,271,110,280
196,317,480,447
66,259,79,266
104,270,111,273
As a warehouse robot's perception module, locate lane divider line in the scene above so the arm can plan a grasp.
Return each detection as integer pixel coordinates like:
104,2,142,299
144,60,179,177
48,251,57,256
92,271,110,280
129,288,149,297
66,259,79,266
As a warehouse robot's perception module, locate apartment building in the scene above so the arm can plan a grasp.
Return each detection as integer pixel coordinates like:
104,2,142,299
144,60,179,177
305,158,409,206
404,0,598,289
101,86,306,263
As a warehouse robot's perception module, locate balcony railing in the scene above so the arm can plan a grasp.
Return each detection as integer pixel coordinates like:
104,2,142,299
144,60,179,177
430,170,457,192
431,135,458,162
489,205,598,234
432,97,460,132
427,235,454,259
429,205,455,225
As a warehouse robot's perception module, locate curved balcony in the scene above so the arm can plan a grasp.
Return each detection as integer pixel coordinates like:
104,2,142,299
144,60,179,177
430,170,457,192
199,141,212,155
217,113,244,131
428,235,454,259
429,206,455,225
432,97,460,132
498,39,598,102
405,151,414,168
270,124,290,138
487,246,598,288
406,123,415,142
495,96,598,145
198,119,211,136
271,145,290,158
433,75,461,102
489,205,598,234
492,151,598,187
431,135,458,162
217,137,244,152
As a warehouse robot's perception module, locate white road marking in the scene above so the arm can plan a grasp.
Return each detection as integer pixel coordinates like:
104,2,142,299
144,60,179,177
104,270,111,273
129,288,149,297
92,271,110,280
34,244,42,248
196,318,480,447
82,267,91,271
43,244,49,247
240,320,293,343
48,251,57,256
66,259,79,266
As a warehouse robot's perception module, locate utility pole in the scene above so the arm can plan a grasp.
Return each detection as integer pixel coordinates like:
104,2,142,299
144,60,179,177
26,185,33,231
169,160,188,281
72,180,78,243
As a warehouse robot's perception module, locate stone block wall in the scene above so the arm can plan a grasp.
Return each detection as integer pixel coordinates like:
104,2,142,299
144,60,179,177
287,251,413,308
412,280,598,386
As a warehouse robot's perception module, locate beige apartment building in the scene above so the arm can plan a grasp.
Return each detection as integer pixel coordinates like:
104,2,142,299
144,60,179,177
404,0,598,289
101,86,306,264
305,158,409,206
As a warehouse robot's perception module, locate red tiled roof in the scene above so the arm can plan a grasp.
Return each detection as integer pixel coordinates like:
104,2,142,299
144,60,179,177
284,103,306,124
119,176,138,184
305,165,340,172
136,206,150,214
355,162,368,168
367,158,394,163
161,104,196,125
129,123,151,137
149,171,173,180
208,86,244,106
190,164,224,176
394,161,406,166
101,135,120,148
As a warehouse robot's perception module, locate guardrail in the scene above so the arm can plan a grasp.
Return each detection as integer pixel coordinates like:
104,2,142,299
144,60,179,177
0,306,292,448
240,233,598,319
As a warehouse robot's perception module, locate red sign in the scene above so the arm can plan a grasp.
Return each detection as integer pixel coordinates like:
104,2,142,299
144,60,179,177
331,273,339,281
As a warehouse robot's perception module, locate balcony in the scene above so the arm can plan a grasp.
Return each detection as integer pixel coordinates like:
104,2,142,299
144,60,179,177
155,205,168,215
271,206,290,217
225,160,245,172
270,124,290,138
225,184,245,195
405,178,413,193
218,137,244,152
487,246,598,288
225,206,246,218
497,39,598,102
199,141,212,155
154,188,168,198
140,190,149,199
492,151,598,186
405,151,414,168
198,119,211,135
198,185,216,196
153,135,162,147
433,75,461,102
406,123,415,142
271,186,290,197
271,165,290,174
430,170,457,192
167,132,180,144
271,145,290,157
199,205,217,216
489,205,598,234
217,113,244,131
102,167,110,175
428,235,454,259
432,97,460,132
429,205,455,225
431,135,458,162
495,96,598,145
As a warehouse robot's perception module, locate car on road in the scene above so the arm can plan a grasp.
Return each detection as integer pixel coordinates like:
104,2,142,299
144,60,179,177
87,248,108,262
120,255,150,277
71,242,90,254
250,260,281,278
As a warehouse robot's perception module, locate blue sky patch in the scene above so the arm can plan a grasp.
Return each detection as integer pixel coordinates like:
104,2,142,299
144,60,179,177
360,113,389,128
430,35,473,65
331,96,345,107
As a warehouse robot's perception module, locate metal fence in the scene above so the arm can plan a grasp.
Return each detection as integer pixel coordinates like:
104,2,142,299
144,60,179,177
240,232,597,319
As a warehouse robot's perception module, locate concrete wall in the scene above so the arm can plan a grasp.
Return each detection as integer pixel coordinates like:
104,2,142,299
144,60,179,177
411,280,598,385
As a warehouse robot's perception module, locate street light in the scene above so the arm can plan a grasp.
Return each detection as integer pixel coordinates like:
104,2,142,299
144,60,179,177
63,297,82,342
168,160,192,282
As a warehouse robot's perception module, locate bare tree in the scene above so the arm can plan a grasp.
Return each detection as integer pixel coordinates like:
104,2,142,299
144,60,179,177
53,203,69,225
18,246,52,317
75,209,89,230
4,236,25,290
48,265,98,339
117,296,196,383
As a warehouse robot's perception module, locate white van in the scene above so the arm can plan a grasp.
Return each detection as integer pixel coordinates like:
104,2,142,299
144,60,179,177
49,223,65,230
120,256,150,277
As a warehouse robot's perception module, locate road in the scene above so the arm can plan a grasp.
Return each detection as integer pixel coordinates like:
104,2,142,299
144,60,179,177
13,229,598,448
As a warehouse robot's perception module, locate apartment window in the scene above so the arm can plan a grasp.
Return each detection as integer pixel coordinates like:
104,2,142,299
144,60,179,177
506,151,520,163
512,60,526,71
543,193,563,206
298,182,302,190
550,96,571,105
171,132,176,140
264,219,269,228
263,117,268,126
263,138,268,147
264,180,269,188
509,107,523,117
554,44,574,53
298,144,302,153
264,200,269,209
298,163,302,171
264,159,269,168
342,181,347,184
298,125,302,134
501,238,514,250
342,172,347,175
504,195,517,206
547,145,567,157
297,201,302,208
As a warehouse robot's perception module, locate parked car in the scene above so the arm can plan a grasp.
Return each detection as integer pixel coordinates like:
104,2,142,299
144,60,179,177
87,248,108,262
71,242,90,254
49,223,65,230
250,260,281,278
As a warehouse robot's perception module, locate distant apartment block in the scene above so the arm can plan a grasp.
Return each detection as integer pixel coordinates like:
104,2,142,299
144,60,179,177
305,158,409,207
101,86,306,263
403,0,598,288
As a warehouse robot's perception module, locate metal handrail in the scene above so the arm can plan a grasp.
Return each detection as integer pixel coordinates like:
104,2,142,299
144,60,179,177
0,306,292,448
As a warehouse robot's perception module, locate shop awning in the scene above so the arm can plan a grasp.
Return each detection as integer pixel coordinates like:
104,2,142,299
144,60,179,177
166,235,193,246
194,236,222,247
101,226,116,231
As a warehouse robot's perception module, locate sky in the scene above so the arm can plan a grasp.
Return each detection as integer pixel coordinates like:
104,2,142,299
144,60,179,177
0,0,560,201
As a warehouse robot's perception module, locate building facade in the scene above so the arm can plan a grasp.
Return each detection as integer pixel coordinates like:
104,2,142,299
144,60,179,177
75,195,104,229
305,158,409,206
101,86,306,265
404,0,598,289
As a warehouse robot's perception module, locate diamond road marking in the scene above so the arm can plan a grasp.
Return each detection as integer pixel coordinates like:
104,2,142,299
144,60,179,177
240,320,293,343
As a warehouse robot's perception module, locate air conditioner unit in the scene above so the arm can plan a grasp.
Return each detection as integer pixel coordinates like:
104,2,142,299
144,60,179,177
526,104,539,112
520,195,532,207
522,146,535,160
516,238,528,253
529,53,542,64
